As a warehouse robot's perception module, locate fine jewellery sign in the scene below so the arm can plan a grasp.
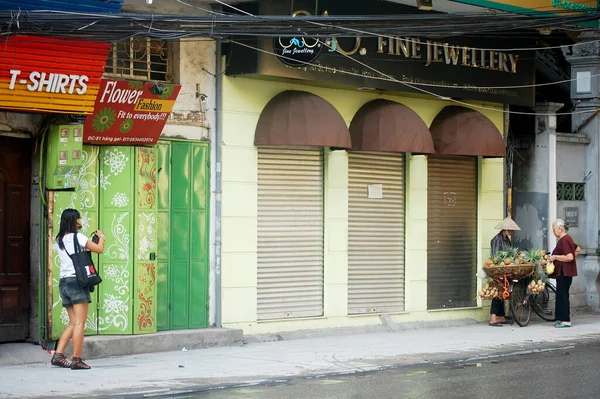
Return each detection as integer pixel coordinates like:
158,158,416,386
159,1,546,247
273,7,520,73
228,0,536,106
275,33,520,73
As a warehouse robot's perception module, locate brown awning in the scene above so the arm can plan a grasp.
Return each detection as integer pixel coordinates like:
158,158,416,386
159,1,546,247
254,90,351,148
430,106,506,157
349,99,434,154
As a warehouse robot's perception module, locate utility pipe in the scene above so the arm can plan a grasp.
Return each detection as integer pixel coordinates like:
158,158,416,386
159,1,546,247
214,41,223,328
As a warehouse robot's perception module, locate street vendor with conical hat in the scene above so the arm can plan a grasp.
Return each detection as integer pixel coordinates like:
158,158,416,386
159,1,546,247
489,217,521,327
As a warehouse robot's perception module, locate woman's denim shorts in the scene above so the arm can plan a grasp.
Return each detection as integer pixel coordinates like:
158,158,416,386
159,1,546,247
59,277,91,307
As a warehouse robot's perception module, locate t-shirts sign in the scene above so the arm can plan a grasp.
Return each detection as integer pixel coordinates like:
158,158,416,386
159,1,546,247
83,79,181,145
0,35,110,114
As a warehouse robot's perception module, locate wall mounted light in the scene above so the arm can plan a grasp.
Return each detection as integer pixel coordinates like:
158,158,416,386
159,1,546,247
417,0,433,10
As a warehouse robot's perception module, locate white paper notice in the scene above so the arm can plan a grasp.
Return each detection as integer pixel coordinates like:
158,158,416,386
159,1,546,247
367,184,383,199
577,71,591,93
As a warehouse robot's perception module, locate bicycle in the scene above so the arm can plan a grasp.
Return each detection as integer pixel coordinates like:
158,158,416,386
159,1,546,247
509,277,557,327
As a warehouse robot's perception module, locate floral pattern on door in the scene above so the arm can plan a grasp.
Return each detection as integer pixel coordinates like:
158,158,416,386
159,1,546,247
134,147,158,334
98,147,134,334
50,145,158,338
51,146,100,339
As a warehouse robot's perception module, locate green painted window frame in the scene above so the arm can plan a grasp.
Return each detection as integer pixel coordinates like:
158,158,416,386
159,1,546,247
557,182,585,201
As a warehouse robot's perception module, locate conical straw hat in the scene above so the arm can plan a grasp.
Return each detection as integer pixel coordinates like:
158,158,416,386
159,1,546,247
494,217,521,231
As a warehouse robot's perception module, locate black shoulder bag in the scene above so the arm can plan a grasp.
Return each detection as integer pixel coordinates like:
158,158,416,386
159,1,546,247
66,234,103,290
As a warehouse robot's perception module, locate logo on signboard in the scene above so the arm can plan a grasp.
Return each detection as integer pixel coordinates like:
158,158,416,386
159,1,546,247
273,37,323,67
83,80,181,146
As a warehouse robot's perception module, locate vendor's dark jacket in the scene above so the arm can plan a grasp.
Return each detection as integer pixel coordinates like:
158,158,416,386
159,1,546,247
491,232,511,255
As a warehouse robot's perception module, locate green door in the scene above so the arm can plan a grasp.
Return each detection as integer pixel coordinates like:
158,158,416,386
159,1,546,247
50,145,158,338
156,140,210,330
50,146,100,338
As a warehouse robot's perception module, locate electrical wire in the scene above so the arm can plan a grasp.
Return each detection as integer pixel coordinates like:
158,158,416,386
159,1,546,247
200,0,600,53
2,8,600,41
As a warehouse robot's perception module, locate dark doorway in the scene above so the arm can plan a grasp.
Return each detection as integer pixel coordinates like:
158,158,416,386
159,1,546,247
0,136,31,342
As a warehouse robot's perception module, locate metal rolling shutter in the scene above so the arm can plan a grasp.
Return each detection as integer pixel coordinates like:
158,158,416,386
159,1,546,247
257,148,324,320
348,152,405,314
427,156,478,310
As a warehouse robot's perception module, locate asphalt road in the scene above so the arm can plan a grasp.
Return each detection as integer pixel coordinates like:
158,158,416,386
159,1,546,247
180,340,600,399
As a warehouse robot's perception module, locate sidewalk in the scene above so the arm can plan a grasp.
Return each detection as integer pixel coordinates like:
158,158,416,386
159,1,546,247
2,313,599,399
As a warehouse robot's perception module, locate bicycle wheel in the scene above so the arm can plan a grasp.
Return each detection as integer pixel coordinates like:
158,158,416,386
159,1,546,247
533,282,556,322
510,280,532,327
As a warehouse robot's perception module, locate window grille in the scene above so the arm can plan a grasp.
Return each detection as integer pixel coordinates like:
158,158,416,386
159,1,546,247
557,182,585,201
104,37,170,82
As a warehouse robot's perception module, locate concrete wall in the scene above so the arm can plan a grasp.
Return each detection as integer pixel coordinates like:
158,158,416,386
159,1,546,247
163,39,216,141
220,76,505,334
512,115,590,308
556,136,590,308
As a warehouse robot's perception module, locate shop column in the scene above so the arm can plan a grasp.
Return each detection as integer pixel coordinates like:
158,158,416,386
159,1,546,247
563,33,600,311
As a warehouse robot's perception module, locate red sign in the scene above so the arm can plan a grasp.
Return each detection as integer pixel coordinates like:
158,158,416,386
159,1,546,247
83,79,181,145
0,35,110,114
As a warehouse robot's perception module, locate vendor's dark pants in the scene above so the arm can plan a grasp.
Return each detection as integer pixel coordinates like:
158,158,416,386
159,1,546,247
555,275,573,322
490,298,505,317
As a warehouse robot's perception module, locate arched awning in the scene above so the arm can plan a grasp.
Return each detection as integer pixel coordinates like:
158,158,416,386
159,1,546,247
349,99,434,154
430,106,506,157
254,90,351,148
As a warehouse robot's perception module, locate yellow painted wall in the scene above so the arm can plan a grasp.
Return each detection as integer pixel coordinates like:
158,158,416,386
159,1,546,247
221,76,505,334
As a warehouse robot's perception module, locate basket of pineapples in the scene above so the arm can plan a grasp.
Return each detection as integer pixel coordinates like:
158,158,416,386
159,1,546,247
483,247,536,279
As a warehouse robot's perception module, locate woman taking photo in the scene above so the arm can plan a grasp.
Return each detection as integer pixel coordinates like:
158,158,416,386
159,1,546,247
549,218,578,328
51,208,105,370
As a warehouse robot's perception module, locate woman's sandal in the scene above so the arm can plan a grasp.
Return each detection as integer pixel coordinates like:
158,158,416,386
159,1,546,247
71,357,91,370
555,322,572,328
488,322,503,327
50,352,71,368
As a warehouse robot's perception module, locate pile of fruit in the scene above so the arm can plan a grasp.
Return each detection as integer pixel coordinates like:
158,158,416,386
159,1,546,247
484,248,527,268
528,279,546,295
483,248,551,268
478,283,499,300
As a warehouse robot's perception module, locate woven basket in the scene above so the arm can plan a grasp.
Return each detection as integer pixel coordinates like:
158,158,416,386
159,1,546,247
483,263,535,279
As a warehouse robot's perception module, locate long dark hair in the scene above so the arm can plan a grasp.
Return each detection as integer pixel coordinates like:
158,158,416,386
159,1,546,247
56,208,81,250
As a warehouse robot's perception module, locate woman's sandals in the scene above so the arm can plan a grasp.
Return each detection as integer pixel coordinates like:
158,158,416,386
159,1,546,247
50,352,71,368
70,357,91,370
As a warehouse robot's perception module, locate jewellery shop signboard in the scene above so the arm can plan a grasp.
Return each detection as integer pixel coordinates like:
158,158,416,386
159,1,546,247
0,35,110,114
227,0,537,107
83,79,181,146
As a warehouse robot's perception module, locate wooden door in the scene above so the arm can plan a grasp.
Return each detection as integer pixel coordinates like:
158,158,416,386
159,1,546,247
0,137,31,342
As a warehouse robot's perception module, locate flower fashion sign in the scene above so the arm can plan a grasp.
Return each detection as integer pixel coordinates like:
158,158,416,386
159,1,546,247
83,79,181,145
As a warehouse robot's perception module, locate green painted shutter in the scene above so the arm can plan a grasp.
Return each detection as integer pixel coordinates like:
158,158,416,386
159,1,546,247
133,147,158,334
50,146,100,339
156,142,171,331
156,141,210,331
170,142,191,329
189,142,210,328
98,146,135,334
